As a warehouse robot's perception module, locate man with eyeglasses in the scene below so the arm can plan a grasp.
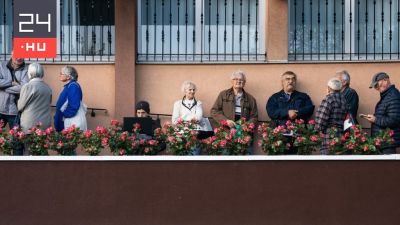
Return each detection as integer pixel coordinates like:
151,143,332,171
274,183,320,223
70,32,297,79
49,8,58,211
362,72,400,154
211,70,258,128
0,51,29,155
267,71,314,127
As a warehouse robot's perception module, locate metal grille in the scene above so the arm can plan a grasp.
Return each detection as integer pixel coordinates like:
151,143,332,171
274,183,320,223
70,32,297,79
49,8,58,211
137,0,266,63
0,0,115,62
289,0,400,61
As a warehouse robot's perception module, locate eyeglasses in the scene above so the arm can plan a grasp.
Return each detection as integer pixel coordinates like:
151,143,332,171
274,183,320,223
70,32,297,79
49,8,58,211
232,78,244,82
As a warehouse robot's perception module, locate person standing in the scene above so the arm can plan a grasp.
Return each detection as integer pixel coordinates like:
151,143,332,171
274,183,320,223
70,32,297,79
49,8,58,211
18,63,52,132
335,70,359,123
362,72,400,154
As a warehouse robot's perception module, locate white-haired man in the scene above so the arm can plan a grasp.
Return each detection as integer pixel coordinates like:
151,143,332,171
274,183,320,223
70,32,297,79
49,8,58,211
335,70,359,123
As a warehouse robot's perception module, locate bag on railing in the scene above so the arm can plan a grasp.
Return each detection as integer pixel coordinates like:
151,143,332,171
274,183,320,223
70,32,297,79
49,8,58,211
61,100,88,131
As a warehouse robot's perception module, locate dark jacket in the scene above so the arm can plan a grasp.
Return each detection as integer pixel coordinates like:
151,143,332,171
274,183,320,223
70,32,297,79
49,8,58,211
371,85,400,148
342,86,359,124
211,88,258,125
266,90,314,126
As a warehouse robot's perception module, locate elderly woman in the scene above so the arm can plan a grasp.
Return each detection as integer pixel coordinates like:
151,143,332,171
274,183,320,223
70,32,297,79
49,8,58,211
54,66,87,132
315,78,348,154
172,81,212,138
211,70,258,128
17,63,52,132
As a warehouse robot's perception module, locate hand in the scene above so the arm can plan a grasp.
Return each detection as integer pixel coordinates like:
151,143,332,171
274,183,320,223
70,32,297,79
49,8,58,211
12,81,19,86
364,114,376,123
288,110,298,119
226,120,236,128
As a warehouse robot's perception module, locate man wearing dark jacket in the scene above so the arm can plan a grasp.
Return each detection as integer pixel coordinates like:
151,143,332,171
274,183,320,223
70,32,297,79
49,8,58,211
335,70,359,123
266,71,314,127
363,72,400,154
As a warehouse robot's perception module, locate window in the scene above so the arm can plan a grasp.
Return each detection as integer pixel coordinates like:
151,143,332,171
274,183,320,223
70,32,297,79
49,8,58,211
0,0,115,62
289,0,400,61
137,0,265,63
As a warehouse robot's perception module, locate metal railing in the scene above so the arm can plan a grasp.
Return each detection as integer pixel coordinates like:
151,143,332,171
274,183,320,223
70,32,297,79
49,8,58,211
289,0,400,61
137,0,266,63
0,0,115,63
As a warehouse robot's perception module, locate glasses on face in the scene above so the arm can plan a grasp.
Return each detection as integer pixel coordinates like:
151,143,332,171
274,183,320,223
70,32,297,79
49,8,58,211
233,78,244,82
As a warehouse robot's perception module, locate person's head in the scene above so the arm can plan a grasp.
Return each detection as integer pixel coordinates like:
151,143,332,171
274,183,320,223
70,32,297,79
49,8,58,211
27,63,44,80
181,81,197,100
369,72,391,93
327,78,342,94
136,101,150,118
10,50,24,68
60,66,78,82
335,70,351,89
230,70,246,90
281,71,297,93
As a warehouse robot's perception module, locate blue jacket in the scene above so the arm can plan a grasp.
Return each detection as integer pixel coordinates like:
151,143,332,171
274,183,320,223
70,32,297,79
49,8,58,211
266,90,314,126
54,80,83,131
371,85,400,148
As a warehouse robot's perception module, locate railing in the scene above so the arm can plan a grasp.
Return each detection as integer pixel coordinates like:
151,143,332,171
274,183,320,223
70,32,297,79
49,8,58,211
137,0,266,63
289,0,400,61
0,0,115,63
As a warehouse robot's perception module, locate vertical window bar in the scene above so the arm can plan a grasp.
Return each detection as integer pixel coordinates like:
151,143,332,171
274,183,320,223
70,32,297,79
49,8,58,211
334,0,336,60
365,0,368,60
217,0,219,61
154,0,157,61
302,0,305,60
381,0,384,59
317,0,320,60
185,0,188,60
60,0,64,60
325,0,328,59
107,0,111,61
341,0,344,59
349,0,352,60
162,0,165,61
100,1,104,61
91,0,96,62
193,0,195,61
389,0,392,59
201,0,204,62
208,0,211,60
357,0,360,59
77,0,80,61
247,0,250,60
68,0,72,61
310,0,313,60
255,0,258,61
398,0,399,58
3,0,7,59
224,0,227,60
177,0,181,60
239,0,243,61
374,0,376,60
294,0,297,60
232,0,234,61
145,0,149,61
169,0,172,61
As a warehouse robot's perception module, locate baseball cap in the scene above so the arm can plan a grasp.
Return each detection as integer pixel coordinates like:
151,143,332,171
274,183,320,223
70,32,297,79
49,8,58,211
369,72,389,89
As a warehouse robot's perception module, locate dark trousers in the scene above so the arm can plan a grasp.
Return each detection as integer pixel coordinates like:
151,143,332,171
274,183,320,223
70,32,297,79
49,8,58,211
0,113,24,155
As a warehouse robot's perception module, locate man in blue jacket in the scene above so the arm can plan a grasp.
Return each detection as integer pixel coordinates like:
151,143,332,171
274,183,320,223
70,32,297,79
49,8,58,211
363,72,400,154
267,71,314,127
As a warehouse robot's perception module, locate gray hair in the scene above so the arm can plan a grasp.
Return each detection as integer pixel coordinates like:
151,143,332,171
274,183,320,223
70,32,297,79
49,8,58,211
28,63,44,79
181,80,197,93
327,78,342,92
230,70,246,81
61,66,79,81
336,70,350,85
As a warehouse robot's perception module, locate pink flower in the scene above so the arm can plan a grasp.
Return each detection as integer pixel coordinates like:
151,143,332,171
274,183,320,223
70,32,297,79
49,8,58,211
84,130,92,138
36,121,43,127
149,140,156,146
167,136,175,142
45,127,54,134
220,140,227,147
296,136,303,143
308,120,316,125
363,145,369,152
96,126,106,134
17,131,25,139
144,148,150,154
101,138,109,146
310,135,318,142
230,129,237,136
119,149,125,155
388,130,394,137
329,140,337,146
248,123,255,130
111,119,120,127
57,141,64,148
140,139,146,145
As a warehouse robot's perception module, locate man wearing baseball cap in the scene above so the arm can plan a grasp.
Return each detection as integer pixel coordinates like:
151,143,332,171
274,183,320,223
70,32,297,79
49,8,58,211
362,72,400,154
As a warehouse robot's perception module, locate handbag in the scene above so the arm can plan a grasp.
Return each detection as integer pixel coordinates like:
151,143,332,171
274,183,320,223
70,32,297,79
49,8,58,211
61,100,88,131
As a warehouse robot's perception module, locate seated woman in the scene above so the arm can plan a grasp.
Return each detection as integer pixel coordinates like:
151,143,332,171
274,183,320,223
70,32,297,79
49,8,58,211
315,78,348,155
172,81,213,154
135,101,166,152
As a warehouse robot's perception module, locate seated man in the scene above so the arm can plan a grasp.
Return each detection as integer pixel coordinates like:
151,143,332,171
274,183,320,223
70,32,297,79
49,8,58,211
135,101,166,151
266,71,314,127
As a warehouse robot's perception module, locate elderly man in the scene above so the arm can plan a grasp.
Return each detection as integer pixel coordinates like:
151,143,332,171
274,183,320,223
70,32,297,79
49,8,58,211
0,51,29,129
266,71,314,127
335,70,359,123
363,72,400,154
211,70,258,128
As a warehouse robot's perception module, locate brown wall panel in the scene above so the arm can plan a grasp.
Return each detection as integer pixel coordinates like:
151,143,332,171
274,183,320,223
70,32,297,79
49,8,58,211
0,160,399,225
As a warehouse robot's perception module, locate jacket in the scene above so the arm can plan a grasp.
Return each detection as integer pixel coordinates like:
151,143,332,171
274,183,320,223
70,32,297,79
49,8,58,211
342,86,359,124
371,85,400,148
18,78,52,131
211,88,258,125
0,61,29,115
266,90,314,126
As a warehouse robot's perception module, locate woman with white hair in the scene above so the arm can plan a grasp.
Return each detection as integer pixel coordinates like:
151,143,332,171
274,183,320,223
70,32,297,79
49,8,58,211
54,65,87,132
315,78,349,154
17,63,52,132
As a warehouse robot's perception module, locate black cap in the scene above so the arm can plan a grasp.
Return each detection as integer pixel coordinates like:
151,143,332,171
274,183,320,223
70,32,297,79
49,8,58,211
135,101,150,113
369,72,389,89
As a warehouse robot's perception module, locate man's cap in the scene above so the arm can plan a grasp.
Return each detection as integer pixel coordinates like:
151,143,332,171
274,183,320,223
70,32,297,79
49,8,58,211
135,101,150,113
369,72,389,89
